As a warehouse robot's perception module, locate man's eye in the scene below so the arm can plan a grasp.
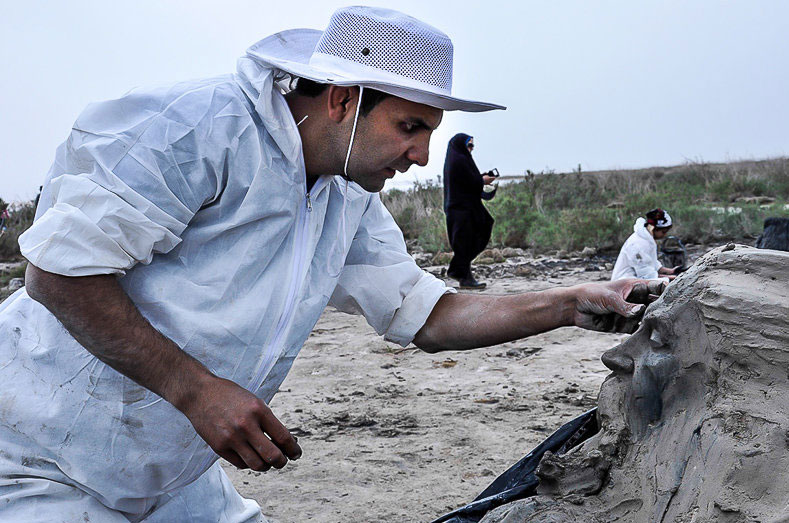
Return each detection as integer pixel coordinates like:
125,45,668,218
401,123,416,133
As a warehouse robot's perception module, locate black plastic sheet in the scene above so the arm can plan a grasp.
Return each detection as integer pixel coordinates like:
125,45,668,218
432,408,599,523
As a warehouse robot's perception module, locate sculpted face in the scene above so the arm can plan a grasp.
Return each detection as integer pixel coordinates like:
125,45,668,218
599,300,705,439
346,96,443,192
480,246,789,523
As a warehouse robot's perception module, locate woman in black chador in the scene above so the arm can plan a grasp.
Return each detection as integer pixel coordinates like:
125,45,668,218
443,133,497,289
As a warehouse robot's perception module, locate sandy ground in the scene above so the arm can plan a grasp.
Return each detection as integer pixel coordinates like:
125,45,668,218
223,269,631,523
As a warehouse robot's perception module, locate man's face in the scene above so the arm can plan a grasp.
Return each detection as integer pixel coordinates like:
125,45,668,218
345,96,443,192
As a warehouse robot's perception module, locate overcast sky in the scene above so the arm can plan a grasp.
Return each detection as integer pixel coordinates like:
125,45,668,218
1,1,787,201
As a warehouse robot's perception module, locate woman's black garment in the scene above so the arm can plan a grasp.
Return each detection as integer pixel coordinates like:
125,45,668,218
443,133,495,279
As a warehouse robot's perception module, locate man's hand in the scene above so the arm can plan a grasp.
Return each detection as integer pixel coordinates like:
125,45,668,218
482,174,497,185
25,264,302,472
179,376,302,472
573,278,666,333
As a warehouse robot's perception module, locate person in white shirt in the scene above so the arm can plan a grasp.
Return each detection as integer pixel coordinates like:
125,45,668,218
611,208,680,281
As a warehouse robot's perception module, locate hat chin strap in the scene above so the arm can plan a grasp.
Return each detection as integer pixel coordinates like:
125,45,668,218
330,86,364,277
342,86,364,181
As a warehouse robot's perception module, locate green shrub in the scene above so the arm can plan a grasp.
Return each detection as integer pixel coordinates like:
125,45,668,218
0,199,36,261
381,179,449,252
0,262,26,288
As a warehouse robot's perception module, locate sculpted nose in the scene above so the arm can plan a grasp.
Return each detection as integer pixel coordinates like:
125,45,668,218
602,348,634,374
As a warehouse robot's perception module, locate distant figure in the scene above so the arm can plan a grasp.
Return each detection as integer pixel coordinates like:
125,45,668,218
443,133,497,289
756,217,789,251
33,185,42,211
612,208,679,281
0,207,9,238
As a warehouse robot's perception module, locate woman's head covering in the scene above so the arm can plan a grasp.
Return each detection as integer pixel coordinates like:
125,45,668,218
447,133,473,158
645,208,673,229
443,133,481,207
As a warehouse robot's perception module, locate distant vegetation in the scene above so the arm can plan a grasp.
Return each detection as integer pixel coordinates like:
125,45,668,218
2,158,787,263
382,158,789,254
0,199,35,261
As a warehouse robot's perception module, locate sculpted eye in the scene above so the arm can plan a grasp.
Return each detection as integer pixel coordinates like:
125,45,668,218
648,328,671,351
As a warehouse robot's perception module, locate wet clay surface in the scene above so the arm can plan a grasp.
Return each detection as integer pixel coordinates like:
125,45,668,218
222,270,629,522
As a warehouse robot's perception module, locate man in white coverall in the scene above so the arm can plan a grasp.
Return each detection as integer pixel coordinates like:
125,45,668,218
611,208,679,281
0,7,665,521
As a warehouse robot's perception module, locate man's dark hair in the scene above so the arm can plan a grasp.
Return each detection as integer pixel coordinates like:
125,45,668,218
293,78,390,117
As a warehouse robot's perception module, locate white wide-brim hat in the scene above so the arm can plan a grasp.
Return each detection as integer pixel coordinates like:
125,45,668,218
246,6,505,113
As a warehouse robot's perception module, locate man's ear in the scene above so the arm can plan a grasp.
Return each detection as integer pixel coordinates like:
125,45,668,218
326,85,358,123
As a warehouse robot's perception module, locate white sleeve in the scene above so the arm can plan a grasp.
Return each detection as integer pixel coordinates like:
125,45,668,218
328,194,455,347
19,85,243,276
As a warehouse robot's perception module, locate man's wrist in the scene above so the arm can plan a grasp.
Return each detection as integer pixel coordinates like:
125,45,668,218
164,361,216,415
544,286,578,329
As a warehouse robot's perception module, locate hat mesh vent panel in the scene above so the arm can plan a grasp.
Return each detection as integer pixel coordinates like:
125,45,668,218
315,10,453,91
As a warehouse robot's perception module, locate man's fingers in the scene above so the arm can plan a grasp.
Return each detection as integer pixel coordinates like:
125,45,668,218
259,409,302,461
623,302,646,318
647,279,667,296
613,314,642,334
247,430,289,469
625,279,666,304
221,449,250,470
602,290,645,319
235,442,272,472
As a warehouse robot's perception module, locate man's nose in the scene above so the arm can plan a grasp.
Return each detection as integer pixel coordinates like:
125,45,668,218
406,138,429,167
601,348,634,374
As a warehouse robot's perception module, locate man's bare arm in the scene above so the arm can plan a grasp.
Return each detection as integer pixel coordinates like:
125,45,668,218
25,263,301,471
413,279,664,353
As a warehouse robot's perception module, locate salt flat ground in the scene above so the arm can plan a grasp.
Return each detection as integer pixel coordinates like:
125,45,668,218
223,270,629,522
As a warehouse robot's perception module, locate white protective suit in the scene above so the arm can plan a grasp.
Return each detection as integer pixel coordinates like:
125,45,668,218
610,217,664,280
0,53,452,521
